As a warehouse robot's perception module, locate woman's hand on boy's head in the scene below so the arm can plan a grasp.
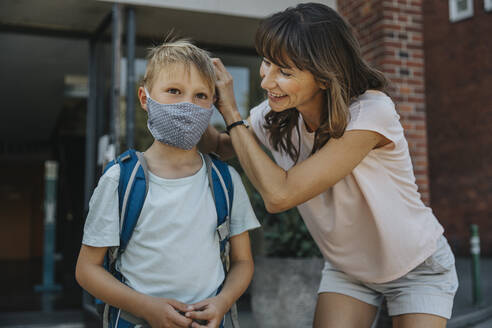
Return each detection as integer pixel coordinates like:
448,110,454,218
211,58,241,125
185,295,229,328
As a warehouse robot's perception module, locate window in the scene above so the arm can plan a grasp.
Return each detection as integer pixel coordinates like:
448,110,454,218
449,0,474,22
485,0,492,12
210,66,250,127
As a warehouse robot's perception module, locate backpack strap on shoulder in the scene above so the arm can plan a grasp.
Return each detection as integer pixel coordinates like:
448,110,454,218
205,154,233,247
117,149,149,254
104,149,149,274
101,149,149,328
204,154,240,328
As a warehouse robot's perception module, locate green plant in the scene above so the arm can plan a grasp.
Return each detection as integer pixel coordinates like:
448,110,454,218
229,157,321,258
250,190,321,258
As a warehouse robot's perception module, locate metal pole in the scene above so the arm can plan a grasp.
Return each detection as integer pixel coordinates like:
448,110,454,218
111,3,123,155
126,6,136,149
35,161,62,311
84,39,98,211
82,38,99,316
470,224,482,306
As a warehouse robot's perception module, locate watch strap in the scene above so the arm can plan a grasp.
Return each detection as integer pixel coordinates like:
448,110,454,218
226,120,248,133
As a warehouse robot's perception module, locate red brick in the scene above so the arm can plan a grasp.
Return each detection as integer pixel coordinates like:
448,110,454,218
382,59,403,65
398,15,409,22
381,23,403,31
399,105,414,113
408,97,425,103
407,61,424,68
382,41,403,48
405,26,423,33
400,86,412,94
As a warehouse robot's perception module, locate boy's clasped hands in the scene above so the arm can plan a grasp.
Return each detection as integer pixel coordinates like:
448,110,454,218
185,295,230,328
142,295,229,328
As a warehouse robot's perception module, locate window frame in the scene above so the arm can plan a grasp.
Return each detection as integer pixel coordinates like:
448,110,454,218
449,0,474,22
485,0,492,12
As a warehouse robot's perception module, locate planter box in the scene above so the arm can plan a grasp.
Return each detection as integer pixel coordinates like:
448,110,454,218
251,257,324,328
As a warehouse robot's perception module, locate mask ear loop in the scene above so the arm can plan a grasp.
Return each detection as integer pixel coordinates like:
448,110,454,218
144,87,151,99
143,87,156,109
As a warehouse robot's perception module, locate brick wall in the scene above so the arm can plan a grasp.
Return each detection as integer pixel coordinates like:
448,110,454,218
339,0,430,204
423,0,492,255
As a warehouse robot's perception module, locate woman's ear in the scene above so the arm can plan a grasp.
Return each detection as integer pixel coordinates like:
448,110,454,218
138,86,148,112
317,79,328,90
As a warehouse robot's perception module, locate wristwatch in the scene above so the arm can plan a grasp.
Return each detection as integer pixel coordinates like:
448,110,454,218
226,119,250,134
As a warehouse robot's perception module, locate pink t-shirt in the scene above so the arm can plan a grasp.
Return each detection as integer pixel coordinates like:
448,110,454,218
249,90,443,283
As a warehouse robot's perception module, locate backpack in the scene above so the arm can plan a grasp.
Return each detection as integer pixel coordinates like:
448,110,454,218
98,149,240,328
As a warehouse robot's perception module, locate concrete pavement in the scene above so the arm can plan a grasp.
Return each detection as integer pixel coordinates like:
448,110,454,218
469,316,492,328
1,257,491,328
447,257,492,328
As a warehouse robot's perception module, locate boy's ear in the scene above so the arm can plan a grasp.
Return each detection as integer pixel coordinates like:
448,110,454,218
138,86,148,112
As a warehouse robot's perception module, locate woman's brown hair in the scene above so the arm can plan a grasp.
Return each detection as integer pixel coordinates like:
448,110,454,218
255,2,388,162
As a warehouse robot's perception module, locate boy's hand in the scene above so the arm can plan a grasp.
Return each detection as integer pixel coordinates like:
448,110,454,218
143,296,193,328
185,295,229,328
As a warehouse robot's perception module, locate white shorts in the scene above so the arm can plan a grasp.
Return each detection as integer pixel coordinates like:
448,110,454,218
318,235,458,319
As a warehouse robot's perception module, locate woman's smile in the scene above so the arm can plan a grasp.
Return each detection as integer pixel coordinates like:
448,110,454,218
267,91,288,102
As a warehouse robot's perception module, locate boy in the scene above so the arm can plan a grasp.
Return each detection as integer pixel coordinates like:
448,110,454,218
75,40,260,328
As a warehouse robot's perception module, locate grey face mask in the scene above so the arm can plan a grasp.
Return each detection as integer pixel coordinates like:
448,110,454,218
145,88,214,150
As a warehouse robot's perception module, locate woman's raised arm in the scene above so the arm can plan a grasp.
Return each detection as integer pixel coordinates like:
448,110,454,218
229,124,382,213
198,125,236,160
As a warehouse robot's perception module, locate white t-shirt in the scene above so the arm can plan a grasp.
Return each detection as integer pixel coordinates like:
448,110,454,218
82,154,260,303
250,91,443,283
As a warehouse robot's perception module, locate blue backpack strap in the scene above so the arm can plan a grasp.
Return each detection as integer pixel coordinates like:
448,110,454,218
204,154,240,328
206,155,233,251
100,149,149,328
116,149,149,253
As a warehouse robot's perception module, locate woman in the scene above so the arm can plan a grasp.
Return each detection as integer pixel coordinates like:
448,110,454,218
197,3,458,328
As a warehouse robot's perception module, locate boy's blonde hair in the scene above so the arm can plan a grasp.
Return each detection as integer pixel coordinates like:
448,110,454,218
143,39,216,93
